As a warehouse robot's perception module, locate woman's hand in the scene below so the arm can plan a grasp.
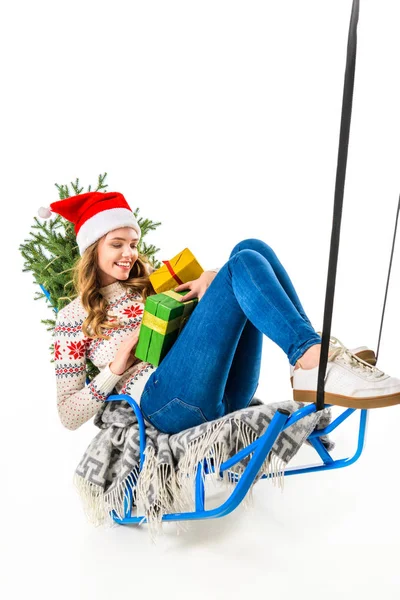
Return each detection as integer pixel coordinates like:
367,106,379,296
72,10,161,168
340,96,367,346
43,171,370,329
109,328,141,375
174,270,217,302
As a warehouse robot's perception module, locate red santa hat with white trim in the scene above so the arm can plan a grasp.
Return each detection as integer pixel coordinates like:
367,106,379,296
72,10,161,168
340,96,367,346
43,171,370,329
38,191,141,255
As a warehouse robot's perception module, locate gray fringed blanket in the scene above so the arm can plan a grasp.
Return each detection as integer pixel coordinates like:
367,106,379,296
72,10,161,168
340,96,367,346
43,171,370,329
73,397,333,536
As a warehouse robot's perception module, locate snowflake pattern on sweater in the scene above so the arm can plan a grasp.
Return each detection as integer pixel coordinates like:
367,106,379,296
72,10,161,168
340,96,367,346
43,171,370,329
54,267,220,431
54,280,157,431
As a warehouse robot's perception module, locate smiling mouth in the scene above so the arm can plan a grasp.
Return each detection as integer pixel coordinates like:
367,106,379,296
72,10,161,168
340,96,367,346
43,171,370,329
115,262,131,269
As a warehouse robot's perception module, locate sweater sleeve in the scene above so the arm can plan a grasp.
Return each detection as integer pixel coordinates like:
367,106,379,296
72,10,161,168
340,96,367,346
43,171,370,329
54,311,123,431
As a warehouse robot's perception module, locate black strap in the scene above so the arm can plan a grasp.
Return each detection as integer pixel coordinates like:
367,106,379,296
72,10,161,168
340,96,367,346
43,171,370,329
316,0,360,411
376,194,400,363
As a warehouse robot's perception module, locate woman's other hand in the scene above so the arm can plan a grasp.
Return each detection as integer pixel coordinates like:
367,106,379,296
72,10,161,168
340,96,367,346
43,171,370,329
109,328,141,375
174,270,217,302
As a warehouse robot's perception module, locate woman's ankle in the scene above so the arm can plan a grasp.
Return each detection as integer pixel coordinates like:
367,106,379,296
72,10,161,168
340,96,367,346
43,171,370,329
295,343,321,370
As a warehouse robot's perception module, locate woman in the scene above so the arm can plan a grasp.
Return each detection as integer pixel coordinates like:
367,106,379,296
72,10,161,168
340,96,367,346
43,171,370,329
44,191,400,433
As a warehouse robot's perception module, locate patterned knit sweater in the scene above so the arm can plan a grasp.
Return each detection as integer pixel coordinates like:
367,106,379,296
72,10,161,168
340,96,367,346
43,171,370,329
54,269,219,431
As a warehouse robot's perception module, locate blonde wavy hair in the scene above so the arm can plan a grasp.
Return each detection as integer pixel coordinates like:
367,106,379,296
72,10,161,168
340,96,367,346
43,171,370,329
72,237,155,340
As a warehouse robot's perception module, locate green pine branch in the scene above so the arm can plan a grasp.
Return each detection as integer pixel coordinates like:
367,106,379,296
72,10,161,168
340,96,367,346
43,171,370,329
20,172,163,380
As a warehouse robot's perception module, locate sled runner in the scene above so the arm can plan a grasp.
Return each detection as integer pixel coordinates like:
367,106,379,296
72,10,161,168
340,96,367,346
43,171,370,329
102,393,368,525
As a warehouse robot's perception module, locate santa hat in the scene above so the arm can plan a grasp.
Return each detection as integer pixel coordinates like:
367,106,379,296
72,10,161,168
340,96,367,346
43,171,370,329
38,191,141,255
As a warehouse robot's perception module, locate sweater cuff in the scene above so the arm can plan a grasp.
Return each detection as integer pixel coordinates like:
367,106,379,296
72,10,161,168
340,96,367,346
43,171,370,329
92,363,123,396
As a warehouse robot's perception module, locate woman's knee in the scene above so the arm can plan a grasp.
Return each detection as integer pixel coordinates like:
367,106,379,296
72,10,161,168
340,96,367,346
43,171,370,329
229,238,275,261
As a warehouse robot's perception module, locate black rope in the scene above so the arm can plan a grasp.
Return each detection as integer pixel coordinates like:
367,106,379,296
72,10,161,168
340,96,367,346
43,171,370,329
316,0,360,411
376,194,400,363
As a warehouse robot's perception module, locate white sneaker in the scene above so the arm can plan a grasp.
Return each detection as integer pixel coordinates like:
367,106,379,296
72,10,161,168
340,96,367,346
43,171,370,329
289,339,376,383
291,335,400,409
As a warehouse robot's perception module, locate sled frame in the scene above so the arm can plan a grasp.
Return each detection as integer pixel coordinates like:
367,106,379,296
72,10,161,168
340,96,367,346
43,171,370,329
106,394,368,525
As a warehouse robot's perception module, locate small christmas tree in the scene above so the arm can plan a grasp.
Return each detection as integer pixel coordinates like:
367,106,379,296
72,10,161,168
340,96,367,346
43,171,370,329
19,172,162,380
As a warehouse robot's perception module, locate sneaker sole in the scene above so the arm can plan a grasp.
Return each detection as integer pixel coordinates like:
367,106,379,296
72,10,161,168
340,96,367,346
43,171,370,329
292,389,400,410
289,348,400,409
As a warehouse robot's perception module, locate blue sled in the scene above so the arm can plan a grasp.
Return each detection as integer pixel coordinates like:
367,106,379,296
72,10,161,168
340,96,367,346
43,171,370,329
105,393,368,525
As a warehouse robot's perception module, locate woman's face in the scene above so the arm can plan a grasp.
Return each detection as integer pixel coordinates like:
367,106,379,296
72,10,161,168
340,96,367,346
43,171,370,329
97,227,139,287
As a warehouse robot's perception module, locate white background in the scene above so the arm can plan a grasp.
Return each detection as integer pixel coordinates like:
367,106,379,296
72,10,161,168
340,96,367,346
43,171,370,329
3,1,400,598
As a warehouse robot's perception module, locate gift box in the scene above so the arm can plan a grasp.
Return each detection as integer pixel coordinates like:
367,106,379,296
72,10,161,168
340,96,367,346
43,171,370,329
135,289,198,366
149,248,204,294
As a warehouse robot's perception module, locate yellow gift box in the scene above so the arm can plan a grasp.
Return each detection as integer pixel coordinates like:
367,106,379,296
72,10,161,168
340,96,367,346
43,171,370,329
149,248,204,294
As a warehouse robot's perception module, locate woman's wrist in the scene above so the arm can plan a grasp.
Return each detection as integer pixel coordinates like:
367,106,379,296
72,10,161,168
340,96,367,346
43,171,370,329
201,270,218,280
109,361,124,376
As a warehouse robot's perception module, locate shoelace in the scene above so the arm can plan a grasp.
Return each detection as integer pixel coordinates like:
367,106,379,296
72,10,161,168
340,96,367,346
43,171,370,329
325,335,385,380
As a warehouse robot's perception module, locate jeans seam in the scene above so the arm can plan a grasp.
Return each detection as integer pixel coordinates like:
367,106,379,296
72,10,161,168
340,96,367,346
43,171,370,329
146,397,207,422
176,399,208,422
290,335,322,366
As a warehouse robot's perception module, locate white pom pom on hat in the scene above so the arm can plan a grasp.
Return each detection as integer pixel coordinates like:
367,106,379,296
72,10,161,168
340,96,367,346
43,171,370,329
38,206,52,219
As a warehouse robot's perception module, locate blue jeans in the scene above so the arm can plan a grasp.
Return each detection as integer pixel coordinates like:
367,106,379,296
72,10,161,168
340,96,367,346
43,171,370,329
140,238,322,434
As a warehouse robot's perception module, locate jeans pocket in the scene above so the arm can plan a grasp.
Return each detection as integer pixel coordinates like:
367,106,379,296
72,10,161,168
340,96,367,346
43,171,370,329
146,398,208,435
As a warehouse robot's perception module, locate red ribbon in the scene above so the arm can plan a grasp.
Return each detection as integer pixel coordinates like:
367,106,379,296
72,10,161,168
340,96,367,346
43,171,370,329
162,260,184,285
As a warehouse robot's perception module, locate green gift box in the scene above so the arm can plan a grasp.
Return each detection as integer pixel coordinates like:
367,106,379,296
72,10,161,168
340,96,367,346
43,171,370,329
135,289,198,366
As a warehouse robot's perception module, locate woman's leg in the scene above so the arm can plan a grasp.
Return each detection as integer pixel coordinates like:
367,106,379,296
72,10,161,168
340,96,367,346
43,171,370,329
140,238,321,434
235,239,314,327
222,238,317,413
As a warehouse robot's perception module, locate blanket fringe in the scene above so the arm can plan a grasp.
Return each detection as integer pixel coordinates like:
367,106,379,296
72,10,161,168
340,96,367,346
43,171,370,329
73,416,287,538
73,468,140,529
